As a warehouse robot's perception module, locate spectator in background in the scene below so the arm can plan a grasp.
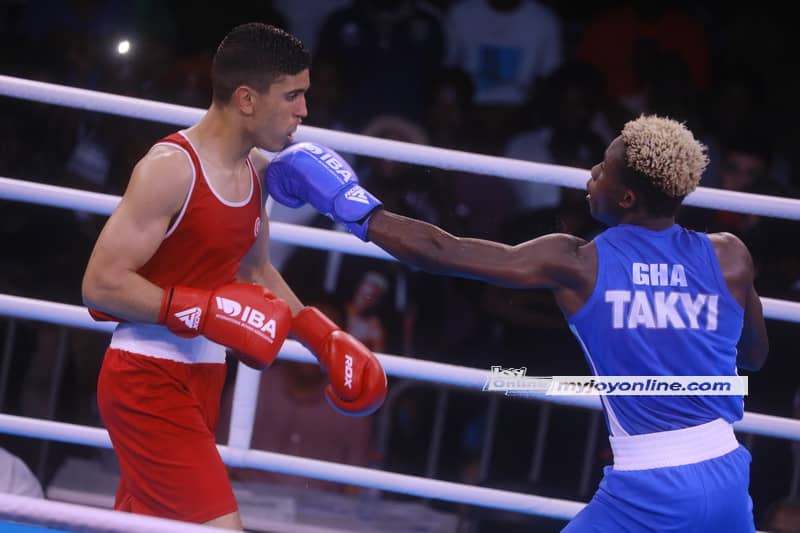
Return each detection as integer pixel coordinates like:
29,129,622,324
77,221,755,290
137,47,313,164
678,135,799,301
303,56,349,133
680,135,780,239
423,67,476,151
156,4,287,108
357,114,440,224
421,66,518,241
272,0,351,55
315,0,446,129
698,67,794,192
764,499,800,533
416,68,517,242
445,0,562,107
503,62,607,217
0,447,43,498
345,271,390,353
635,50,703,131
575,2,710,131
355,114,444,355
444,0,563,153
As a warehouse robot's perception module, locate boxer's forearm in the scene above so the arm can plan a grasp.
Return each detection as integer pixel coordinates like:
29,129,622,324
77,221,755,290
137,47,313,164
368,210,586,290
82,268,165,323
366,210,517,284
737,284,768,371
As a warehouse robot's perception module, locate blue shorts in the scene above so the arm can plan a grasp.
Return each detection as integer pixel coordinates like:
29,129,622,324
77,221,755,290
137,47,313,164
563,445,754,532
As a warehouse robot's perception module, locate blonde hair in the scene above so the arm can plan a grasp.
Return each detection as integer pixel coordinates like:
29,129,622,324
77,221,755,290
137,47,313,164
621,115,708,198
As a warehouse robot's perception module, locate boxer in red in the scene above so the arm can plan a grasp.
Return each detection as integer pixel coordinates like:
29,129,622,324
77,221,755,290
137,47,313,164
81,23,386,530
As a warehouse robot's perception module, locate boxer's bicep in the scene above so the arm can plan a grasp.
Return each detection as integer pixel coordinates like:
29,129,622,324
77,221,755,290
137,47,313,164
498,234,588,289
94,149,189,274
82,148,191,314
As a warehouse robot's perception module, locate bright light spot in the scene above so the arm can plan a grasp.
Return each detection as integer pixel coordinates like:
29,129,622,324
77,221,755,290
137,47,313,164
116,40,131,55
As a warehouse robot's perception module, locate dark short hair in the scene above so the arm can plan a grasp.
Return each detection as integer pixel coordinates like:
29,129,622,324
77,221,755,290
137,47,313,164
622,165,684,217
211,23,310,104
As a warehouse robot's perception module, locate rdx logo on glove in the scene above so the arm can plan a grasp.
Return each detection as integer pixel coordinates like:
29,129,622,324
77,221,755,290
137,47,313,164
301,143,354,182
215,296,278,340
344,354,354,389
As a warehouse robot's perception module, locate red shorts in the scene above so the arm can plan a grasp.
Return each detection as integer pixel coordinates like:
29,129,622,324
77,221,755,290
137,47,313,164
97,348,236,523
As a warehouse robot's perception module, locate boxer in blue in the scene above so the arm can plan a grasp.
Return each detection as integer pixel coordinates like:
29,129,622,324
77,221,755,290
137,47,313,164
264,115,768,531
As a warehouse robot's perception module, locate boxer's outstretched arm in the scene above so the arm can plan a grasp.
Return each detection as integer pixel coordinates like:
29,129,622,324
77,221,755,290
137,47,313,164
366,209,588,290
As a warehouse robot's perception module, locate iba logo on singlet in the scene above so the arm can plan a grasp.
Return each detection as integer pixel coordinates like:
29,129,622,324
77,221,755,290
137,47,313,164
605,263,719,331
214,296,277,340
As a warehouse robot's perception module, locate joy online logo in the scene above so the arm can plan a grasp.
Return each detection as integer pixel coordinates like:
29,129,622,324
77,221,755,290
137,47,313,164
483,366,552,396
214,296,278,339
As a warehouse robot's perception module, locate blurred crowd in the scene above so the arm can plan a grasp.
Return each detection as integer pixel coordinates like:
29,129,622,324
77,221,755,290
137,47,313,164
1,1,799,531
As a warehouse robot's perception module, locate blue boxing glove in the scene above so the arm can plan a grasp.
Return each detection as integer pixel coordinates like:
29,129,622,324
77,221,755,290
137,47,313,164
265,142,382,241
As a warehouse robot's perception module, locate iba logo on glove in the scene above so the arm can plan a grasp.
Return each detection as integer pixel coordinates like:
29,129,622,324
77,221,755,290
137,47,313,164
301,143,354,183
214,296,278,340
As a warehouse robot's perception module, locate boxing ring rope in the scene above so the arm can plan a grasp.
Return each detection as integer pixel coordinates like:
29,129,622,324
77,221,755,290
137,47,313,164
0,176,392,261
2,292,800,444
0,74,797,530
0,493,237,533
0,412,586,522
2,74,800,220
2,177,800,324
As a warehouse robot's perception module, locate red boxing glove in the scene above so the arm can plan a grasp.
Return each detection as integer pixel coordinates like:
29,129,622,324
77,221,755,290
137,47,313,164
292,306,387,416
159,283,292,370
88,308,125,322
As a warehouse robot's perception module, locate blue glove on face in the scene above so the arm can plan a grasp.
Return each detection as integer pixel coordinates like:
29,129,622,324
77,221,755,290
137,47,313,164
265,142,383,241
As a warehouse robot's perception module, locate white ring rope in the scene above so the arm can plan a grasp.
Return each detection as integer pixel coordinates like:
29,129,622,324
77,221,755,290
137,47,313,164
1,293,799,442
2,177,800,324
2,74,800,220
0,493,241,533
0,414,586,520
0,176,392,260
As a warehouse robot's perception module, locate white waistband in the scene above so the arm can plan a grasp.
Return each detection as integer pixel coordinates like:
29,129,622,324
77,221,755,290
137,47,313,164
610,418,739,471
110,323,226,364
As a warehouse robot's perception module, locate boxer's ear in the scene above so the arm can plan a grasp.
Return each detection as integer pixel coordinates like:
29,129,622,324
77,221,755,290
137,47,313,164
234,85,257,115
